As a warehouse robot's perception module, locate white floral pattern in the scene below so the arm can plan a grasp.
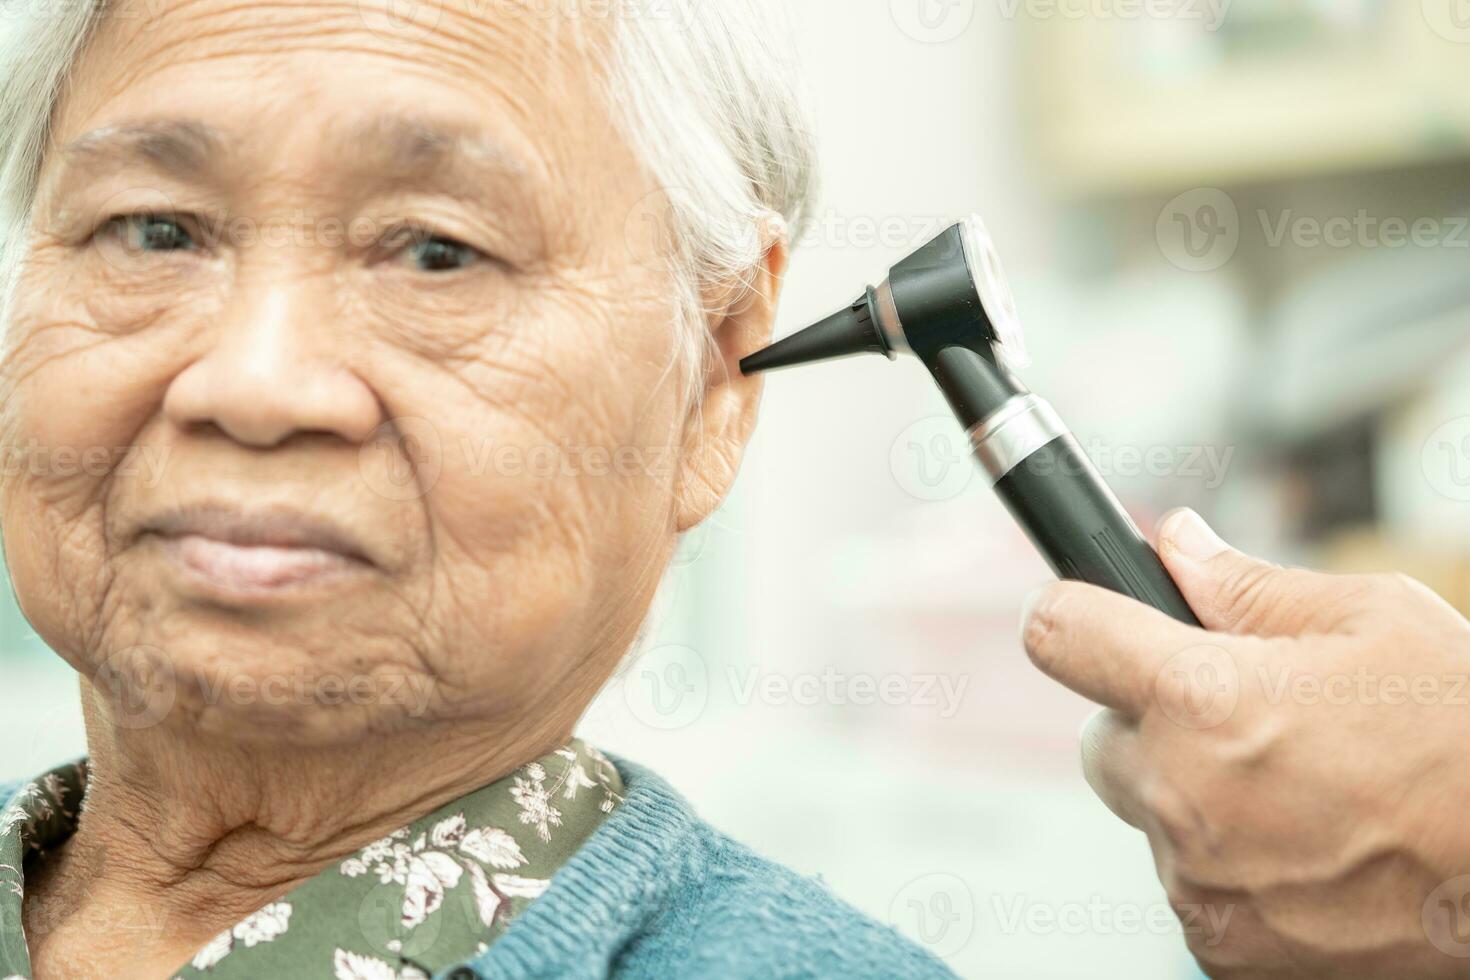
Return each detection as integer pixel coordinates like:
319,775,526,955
1,785,47,838
511,765,563,843
342,809,550,930
0,743,623,980
559,745,621,814
190,902,294,970
1,762,83,839
0,762,85,902
0,864,21,900
458,825,526,869
332,948,429,980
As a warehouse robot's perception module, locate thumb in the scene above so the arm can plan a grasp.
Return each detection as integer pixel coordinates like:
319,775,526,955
1156,508,1348,636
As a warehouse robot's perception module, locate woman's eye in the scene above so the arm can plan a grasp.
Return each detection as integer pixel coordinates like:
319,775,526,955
102,214,196,254
403,234,479,273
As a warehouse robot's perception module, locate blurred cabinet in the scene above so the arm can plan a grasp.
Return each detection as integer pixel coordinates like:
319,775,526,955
1024,0,1470,194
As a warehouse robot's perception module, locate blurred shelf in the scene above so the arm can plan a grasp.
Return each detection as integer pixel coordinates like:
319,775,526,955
1318,526,1470,615
1024,3,1470,195
1252,237,1470,444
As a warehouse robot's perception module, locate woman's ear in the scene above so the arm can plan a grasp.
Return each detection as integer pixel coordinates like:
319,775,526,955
672,219,790,533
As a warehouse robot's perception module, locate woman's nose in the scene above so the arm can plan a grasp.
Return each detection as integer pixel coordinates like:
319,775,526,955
162,284,384,448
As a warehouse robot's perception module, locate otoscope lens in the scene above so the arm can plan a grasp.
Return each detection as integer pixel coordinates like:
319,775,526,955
960,214,1030,369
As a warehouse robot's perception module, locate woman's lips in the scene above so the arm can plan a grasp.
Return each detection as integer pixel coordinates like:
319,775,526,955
166,533,365,592
140,505,378,600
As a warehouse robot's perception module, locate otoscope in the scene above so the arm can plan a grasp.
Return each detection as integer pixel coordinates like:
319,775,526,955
741,216,1201,626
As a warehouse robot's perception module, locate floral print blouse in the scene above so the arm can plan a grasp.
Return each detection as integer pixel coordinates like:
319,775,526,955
0,740,623,979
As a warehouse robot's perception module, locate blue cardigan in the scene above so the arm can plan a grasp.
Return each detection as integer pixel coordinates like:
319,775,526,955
1,758,956,979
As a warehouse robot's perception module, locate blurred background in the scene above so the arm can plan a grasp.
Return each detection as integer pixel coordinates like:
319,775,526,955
7,1,1470,977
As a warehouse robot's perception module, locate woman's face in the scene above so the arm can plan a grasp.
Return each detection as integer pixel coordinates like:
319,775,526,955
0,0,749,744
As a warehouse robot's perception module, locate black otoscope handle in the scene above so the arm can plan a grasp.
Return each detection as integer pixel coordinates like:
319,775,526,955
922,345,1201,627
991,435,1201,626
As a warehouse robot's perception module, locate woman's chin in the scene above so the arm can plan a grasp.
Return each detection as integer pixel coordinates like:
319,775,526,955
82,641,442,745
183,699,434,746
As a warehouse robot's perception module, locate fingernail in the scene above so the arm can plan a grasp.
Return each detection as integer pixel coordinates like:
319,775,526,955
1018,584,1049,645
1160,508,1228,562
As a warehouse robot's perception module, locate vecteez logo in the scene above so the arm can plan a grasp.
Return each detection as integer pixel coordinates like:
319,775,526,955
890,0,977,44
1423,0,1470,43
889,873,976,958
1157,188,1241,273
622,644,709,730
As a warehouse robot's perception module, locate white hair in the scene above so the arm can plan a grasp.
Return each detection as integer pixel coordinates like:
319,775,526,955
604,1,817,400
0,0,819,397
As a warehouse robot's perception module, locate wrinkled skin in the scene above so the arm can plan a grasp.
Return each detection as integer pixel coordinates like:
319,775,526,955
1023,508,1470,978
1,0,786,974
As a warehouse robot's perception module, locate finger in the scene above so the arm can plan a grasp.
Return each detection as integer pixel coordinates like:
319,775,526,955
1155,508,1352,636
1021,579,1209,718
1080,708,1147,829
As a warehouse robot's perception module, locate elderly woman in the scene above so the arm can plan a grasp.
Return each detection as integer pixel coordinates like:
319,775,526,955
0,0,956,977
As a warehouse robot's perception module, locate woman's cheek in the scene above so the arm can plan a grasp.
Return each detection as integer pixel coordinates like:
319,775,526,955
6,239,218,438
8,330,181,464
399,373,643,686
0,258,205,602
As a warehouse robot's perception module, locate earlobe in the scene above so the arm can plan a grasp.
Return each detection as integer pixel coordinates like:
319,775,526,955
671,223,790,533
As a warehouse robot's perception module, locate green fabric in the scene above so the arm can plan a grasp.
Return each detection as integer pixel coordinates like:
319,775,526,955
0,740,623,979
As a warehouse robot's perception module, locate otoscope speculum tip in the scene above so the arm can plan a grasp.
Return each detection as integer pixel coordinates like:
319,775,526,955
738,291,892,376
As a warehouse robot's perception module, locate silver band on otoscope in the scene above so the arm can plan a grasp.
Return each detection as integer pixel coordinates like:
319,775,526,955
872,278,911,355
968,394,1070,483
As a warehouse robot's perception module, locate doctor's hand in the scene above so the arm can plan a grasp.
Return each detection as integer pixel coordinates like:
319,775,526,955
1021,509,1470,979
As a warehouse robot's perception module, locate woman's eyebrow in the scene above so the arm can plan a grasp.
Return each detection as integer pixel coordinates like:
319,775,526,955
59,118,225,184
338,113,532,190
51,113,534,198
